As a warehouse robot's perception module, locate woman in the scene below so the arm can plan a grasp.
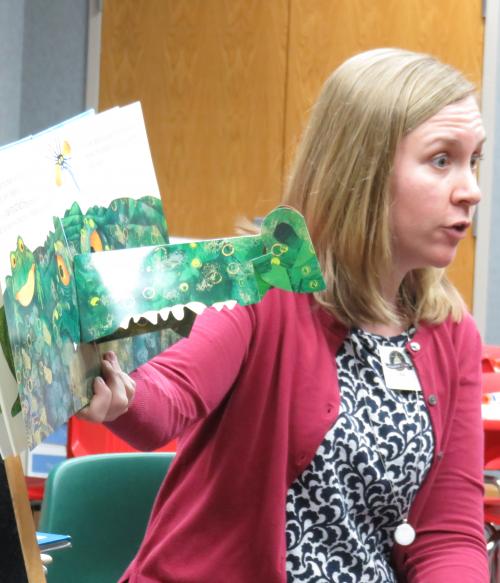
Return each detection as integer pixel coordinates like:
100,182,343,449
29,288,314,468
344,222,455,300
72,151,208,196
81,48,488,582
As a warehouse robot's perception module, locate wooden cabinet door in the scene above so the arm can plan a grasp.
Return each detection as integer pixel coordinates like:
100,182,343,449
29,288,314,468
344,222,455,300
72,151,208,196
284,0,484,308
99,0,288,238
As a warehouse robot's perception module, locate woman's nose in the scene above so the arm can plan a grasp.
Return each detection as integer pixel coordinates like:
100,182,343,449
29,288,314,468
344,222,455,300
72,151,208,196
452,167,482,207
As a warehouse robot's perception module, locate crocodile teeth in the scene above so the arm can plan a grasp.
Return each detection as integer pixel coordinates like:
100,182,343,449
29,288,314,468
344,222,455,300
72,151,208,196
118,317,132,330
212,300,237,311
185,302,207,315
142,310,159,324
114,299,238,334
159,307,171,321
171,304,185,321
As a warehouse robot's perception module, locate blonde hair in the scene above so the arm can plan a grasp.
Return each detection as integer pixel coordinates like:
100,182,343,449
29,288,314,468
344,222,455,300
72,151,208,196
283,48,476,327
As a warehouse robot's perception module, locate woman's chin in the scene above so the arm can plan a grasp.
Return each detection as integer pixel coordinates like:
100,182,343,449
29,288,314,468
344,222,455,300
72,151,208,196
430,252,458,269
407,252,458,271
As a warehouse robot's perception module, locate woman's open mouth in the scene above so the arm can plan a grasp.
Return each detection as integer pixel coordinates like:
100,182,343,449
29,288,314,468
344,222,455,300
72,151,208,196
442,222,470,240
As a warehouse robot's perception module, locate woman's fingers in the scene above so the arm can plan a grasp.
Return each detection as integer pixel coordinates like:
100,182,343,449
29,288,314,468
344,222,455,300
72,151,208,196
103,351,136,403
123,374,136,403
103,350,119,369
77,352,135,423
100,359,131,421
76,376,112,423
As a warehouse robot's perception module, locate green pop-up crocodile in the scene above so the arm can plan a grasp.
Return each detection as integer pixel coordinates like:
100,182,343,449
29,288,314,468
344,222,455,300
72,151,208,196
74,204,325,343
0,196,324,449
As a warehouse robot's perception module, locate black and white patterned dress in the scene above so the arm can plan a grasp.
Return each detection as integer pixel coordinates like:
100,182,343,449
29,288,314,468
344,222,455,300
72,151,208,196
285,328,434,582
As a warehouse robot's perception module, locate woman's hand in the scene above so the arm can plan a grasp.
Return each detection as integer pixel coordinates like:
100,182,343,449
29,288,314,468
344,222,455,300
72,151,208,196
77,351,136,423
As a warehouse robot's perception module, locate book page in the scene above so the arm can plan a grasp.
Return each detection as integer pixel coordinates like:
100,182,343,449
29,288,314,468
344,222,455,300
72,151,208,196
0,103,168,450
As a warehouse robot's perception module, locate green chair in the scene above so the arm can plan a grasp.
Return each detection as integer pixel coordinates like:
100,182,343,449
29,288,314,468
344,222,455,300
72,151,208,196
38,452,175,583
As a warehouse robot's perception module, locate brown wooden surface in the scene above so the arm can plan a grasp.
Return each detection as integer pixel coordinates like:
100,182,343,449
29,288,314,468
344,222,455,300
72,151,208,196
99,0,288,238
99,0,484,307
285,0,484,308
4,456,45,583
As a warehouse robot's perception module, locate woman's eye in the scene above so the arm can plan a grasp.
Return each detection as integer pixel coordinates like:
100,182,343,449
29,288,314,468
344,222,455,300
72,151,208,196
432,154,449,169
470,153,484,170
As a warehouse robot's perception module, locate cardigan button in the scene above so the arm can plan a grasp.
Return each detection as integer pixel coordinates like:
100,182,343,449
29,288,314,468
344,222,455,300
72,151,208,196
409,341,421,352
428,394,438,406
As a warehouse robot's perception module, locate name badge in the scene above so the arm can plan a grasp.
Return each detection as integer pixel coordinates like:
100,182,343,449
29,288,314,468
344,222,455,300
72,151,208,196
378,346,422,392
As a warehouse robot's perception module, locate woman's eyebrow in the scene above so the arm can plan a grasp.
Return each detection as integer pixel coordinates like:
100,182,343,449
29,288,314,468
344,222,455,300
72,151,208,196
422,135,486,149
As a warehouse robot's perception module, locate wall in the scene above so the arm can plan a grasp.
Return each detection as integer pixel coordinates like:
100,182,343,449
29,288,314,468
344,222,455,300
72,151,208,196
0,0,25,146
474,1,500,343
0,0,88,147
483,65,500,343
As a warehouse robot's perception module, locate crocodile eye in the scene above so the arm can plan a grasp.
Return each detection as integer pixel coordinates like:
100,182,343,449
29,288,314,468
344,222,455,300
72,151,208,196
56,255,71,286
18,238,25,252
10,253,16,270
90,230,103,253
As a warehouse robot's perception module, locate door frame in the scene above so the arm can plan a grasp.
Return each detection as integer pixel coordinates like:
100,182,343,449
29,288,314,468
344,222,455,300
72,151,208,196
85,0,102,111
474,0,499,338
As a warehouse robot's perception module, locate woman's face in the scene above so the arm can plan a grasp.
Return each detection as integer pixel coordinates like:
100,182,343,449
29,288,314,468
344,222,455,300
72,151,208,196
389,96,485,277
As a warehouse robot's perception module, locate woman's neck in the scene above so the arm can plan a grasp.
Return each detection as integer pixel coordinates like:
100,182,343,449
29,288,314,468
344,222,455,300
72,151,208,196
362,271,410,336
357,321,407,337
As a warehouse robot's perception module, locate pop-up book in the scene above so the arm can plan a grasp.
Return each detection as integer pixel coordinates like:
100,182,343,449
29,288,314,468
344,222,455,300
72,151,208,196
0,103,325,456
0,103,175,455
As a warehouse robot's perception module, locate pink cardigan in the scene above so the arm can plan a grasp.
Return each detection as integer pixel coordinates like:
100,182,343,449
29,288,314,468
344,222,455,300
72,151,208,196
107,289,488,582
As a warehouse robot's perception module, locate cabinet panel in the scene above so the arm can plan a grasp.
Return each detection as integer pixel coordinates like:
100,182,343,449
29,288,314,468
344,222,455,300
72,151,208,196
100,0,289,237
